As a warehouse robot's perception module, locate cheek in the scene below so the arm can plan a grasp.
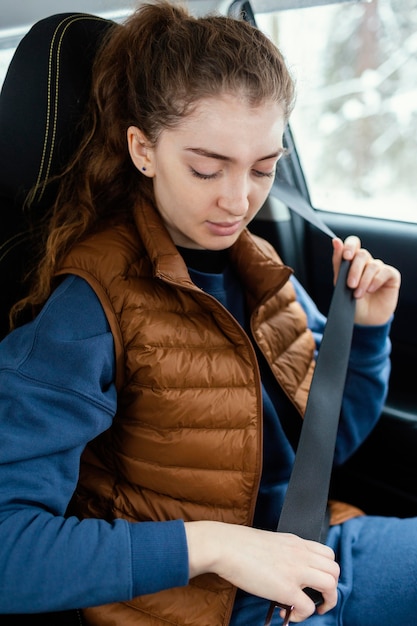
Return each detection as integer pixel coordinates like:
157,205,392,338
249,185,271,213
185,186,216,214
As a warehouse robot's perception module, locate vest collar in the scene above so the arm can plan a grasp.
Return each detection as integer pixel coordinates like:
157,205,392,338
134,198,293,305
134,199,196,289
230,229,293,309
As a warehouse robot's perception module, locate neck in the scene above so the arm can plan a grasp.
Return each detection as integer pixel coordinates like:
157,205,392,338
177,246,229,274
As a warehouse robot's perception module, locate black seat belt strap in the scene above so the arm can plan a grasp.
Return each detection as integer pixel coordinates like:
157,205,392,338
271,179,337,240
267,180,356,612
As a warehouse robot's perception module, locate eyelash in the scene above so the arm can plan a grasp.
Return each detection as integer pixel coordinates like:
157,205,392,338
254,170,275,179
190,168,275,180
190,168,218,180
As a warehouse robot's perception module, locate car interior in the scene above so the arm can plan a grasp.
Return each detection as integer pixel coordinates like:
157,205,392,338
0,0,416,554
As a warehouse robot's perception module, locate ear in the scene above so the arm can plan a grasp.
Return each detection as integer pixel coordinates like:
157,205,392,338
127,126,155,177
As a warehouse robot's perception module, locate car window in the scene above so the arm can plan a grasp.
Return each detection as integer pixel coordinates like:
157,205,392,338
257,0,417,223
0,30,19,87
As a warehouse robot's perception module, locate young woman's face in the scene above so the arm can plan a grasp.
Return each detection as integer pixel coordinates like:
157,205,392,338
128,94,286,250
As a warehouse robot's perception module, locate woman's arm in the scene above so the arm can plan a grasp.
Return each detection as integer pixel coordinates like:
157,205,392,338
0,276,189,612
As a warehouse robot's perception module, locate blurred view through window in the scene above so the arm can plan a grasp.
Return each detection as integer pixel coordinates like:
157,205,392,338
258,0,417,223
1,0,415,222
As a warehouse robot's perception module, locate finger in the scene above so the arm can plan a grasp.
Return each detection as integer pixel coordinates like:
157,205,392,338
305,540,336,562
332,236,360,284
303,568,339,602
345,248,374,290
285,583,336,623
331,237,344,279
281,562,339,621
361,262,401,294
348,259,388,298
309,552,340,582
340,235,361,261
284,593,317,622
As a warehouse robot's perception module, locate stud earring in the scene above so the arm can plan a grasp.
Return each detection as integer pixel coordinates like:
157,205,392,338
142,166,147,172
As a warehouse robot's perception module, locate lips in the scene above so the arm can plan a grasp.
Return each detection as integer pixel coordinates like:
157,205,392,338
206,220,242,236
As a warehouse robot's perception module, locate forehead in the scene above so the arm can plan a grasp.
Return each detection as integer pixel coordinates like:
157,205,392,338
159,94,286,158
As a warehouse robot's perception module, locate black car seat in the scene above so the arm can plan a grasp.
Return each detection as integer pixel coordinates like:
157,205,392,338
0,12,115,624
0,13,115,340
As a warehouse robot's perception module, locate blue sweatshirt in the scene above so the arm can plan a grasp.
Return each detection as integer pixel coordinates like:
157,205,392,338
0,269,391,613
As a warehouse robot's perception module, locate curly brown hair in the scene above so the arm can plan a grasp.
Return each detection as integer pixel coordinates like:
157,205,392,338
11,0,295,327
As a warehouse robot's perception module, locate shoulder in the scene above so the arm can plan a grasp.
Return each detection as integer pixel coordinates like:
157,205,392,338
45,275,111,338
2,276,109,355
61,223,144,273
0,275,115,399
247,231,284,264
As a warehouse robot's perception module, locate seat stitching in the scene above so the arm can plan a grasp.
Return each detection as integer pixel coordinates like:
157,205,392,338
33,14,110,202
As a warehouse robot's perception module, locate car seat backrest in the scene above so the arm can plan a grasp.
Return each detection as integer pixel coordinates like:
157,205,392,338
0,13,115,339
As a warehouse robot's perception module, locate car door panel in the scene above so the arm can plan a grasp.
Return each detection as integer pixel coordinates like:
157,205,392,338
306,212,417,516
307,212,417,403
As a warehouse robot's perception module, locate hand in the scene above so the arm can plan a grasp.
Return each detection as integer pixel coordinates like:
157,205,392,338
332,236,401,326
185,521,339,622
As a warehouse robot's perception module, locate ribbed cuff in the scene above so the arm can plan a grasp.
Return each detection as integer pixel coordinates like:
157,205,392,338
129,519,189,597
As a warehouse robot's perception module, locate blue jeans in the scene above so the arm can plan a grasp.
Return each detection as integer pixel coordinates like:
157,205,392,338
230,516,417,625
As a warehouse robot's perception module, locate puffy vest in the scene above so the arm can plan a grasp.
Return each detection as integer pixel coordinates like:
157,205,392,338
57,200,359,626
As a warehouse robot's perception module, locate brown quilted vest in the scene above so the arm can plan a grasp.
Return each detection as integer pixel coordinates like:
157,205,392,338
57,200,361,626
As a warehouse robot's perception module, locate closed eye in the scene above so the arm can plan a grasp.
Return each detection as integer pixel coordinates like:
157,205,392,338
253,169,275,178
190,167,219,180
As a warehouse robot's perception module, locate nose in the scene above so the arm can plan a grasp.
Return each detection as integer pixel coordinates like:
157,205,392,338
217,177,249,216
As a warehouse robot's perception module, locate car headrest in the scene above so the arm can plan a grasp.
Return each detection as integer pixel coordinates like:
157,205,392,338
0,13,115,338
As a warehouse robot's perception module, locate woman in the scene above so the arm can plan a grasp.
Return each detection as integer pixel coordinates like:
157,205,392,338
0,2,410,625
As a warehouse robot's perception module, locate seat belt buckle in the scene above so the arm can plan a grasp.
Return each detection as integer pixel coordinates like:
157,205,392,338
304,587,324,607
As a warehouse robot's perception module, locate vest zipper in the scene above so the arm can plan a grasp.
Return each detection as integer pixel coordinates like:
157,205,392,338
157,274,265,527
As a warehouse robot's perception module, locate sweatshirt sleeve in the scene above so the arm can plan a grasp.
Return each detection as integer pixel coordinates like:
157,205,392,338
291,276,391,464
0,275,188,613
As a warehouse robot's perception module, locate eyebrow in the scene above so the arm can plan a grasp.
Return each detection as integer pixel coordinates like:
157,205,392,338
184,147,284,162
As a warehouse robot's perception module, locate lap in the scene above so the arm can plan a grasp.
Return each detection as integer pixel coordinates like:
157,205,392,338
230,515,417,626
331,515,417,626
